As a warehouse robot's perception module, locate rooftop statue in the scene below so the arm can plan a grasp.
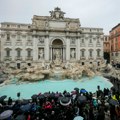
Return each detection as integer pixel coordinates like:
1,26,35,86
49,7,65,19
55,7,61,11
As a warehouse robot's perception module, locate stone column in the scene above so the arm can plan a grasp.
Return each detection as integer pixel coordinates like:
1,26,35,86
51,47,52,61
63,47,66,62
12,37,16,61
44,36,49,61
33,36,38,61
22,38,26,61
76,38,80,61
49,47,51,60
62,48,64,61
62,48,63,61
0,38,4,61
66,37,70,61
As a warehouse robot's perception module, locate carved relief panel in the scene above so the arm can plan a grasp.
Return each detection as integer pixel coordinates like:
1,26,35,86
38,37,45,46
70,38,76,45
32,20,46,29
69,23,79,30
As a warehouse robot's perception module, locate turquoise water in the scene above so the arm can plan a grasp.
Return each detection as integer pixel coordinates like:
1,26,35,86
0,76,113,100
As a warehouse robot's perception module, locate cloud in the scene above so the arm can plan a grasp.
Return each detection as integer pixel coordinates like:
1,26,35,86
0,0,120,34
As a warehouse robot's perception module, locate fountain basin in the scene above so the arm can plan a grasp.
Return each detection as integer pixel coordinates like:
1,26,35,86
0,76,113,100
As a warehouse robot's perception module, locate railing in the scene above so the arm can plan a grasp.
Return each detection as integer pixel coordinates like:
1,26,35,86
26,56,33,60
15,56,22,60
80,57,86,60
96,57,102,60
4,42,12,46
16,42,22,46
96,44,101,47
88,57,94,60
80,43,86,47
26,42,33,46
4,56,12,61
88,44,93,47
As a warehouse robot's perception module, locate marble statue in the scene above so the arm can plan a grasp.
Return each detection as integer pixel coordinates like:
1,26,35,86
49,7,65,19
45,21,49,27
55,49,61,60
71,49,75,58
50,11,54,18
41,61,45,69
32,20,37,26
53,49,62,65
38,49,44,59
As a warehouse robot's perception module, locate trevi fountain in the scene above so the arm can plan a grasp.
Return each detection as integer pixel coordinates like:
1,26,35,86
0,55,114,99
0,7,113,99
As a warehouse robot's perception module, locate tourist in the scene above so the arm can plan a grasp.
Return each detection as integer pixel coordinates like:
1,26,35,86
0,87,120,120
8,97,12,105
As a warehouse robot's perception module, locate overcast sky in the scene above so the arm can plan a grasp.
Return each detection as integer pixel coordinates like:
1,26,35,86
0,0,120,34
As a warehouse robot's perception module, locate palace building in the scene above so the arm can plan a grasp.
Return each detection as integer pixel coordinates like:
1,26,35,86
0,7,104,68
109,23,120,62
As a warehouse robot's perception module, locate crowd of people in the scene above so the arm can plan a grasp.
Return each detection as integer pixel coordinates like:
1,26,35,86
0,86,120,120
111,61,120,69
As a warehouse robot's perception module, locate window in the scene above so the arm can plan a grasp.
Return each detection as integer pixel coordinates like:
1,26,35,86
97,39,100,43
89,50,93,57
28,63,31,66
81,39,84,43
17,34,21,41
22,35,26,38
115,52,118,56
6,49,10,57
105,36,108,41
89,39,92,43
82,62,84,65
28,35,31,40
6,63,9,67
17,63,20,69
7,25,10,27
98,62,100,66
115,44,118,50
16,49,21,57
18,25,20,28
27,50,31,57
111,53,114,56
81,50,85,57
97,50,100,57
7,34,10,41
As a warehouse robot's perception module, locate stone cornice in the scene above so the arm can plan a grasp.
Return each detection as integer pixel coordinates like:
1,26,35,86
82,32,103,35
33,15,80,23
1,22,30,26
81,27,103,30
0,28,30,32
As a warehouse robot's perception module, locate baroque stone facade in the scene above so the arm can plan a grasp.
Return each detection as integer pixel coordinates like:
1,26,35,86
0,7,104,68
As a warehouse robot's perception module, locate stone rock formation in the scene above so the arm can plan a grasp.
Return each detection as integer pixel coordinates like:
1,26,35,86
0,62,98,84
